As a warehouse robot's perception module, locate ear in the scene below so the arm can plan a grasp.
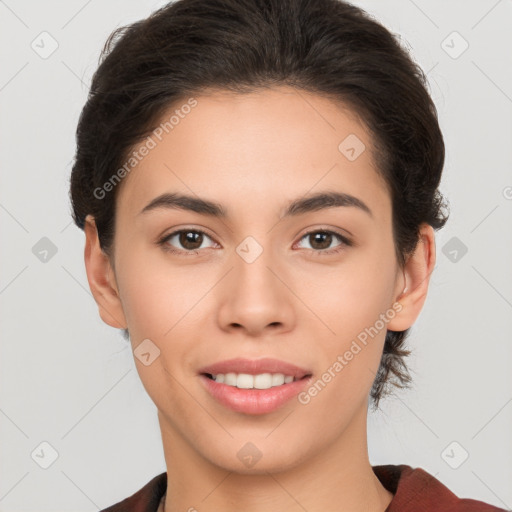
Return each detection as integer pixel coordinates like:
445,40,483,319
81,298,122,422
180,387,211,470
386,223,436,332
83,215,127,329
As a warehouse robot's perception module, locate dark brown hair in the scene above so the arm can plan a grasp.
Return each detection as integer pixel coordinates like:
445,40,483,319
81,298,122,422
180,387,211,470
69,0,449,409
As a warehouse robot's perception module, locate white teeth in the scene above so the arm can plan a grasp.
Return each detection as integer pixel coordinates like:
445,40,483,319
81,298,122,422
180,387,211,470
210,372,297,389
237,373,254,389
225,373,238,386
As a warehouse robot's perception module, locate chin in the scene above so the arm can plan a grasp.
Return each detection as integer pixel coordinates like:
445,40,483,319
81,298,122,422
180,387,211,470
201,435,314,475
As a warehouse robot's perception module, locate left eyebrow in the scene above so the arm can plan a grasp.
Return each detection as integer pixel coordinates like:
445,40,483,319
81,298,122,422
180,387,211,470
283,191,373,219
138,190,373,219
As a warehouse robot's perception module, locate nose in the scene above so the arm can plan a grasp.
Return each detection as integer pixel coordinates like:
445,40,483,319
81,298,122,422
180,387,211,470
216,245,296,337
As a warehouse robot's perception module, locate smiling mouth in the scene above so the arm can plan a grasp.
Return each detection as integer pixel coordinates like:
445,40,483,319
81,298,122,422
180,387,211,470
202,372,312,390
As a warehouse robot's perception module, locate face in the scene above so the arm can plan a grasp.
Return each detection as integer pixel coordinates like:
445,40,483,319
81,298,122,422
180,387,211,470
85,86,432,474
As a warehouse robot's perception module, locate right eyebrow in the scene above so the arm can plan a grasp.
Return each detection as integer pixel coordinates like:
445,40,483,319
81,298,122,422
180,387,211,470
139,192,226,217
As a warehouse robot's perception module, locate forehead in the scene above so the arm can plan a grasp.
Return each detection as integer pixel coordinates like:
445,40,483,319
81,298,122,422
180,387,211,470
115,86,391,223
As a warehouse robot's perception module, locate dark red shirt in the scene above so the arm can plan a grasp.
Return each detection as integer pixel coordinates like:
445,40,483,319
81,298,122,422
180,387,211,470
100,464,507,511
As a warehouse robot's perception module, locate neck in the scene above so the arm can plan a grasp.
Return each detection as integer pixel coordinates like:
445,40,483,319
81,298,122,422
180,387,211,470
158,403,393,512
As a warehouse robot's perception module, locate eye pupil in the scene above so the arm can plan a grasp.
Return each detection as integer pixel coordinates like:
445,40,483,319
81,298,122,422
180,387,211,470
180,231,202,250
311,232,332,250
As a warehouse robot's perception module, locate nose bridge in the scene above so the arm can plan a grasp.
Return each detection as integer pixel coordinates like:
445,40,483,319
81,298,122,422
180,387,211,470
232,233,282,297
216,232,294,333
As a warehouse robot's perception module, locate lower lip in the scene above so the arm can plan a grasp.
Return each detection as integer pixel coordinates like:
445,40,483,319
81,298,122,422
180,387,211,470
199,374,312,415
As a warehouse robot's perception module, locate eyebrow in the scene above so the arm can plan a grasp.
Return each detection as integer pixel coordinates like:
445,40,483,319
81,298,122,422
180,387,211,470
139,190,373,219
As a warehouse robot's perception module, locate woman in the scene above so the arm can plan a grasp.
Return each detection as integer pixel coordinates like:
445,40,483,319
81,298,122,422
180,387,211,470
69,0,506,510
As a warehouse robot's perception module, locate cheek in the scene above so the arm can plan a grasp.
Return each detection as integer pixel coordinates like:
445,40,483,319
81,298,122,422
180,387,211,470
113,249,204,408
117,273,171,339
306,246,397,340
114,245,210,338
297,281,393,424
300,240,397,393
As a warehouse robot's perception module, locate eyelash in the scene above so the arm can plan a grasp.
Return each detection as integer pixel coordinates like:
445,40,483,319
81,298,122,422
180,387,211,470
157,228,353,257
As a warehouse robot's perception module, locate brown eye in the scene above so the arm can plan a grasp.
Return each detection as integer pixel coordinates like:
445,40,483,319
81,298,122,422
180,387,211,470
309,232,333,250
158,229,217,255
178,231,203,250
296,229,352,255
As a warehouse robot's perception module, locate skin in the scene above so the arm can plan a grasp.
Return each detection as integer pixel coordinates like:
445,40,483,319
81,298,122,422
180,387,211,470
83,86,435,512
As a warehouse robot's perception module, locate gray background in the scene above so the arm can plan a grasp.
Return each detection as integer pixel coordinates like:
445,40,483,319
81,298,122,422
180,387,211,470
1,0,511,510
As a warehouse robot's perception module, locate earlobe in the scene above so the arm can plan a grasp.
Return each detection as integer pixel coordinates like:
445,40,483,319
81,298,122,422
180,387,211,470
83,215,128,329
386,224,436,332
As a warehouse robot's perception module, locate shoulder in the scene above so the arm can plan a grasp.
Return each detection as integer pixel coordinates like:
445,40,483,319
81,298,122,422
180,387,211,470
372,464,507,511
100,472,167,512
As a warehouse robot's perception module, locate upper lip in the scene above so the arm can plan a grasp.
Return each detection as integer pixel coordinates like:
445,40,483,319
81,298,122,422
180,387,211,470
198,358,312,379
